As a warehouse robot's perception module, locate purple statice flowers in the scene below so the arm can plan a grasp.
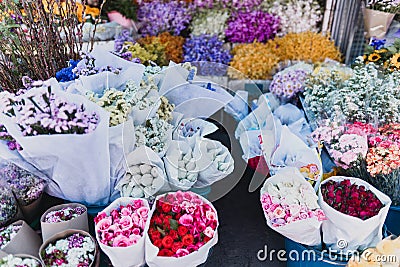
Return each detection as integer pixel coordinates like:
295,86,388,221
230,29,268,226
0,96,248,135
225,11,280,43
0,163,46,206
137,0,193,36
13,87,99,136
183,34,232,76
269,69,309,99
114,29,135,52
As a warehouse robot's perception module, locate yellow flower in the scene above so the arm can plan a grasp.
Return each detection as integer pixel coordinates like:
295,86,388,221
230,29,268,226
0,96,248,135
375,49,388,54
390,53,400,69
368,53,381,62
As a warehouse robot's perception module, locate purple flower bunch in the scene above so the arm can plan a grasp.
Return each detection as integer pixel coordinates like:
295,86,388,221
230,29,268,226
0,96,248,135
0,224,22,249
0,125,21,151
14,87,99,136
225,11,280,43
192,0,218,9
270,69,309,99
0,163,46,206
44,206,86,223
137,0,193,36
183,34,232,76
41,233,96,266
114,29,135,52
0,185,18,226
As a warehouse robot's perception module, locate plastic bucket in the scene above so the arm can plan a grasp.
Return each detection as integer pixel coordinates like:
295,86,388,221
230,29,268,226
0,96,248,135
385,206,400,236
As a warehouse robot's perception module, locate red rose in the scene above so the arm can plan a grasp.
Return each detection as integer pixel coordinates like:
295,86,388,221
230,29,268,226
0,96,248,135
169,230,178,240
154,216,163,226
162,236,174,249
150,231,161,241
178,226,188,236
182,234,194,246
153,239,163,249
162,203,172,213
203,236,211,243
158,249,174,257
171,241,183,253
163,217,171,228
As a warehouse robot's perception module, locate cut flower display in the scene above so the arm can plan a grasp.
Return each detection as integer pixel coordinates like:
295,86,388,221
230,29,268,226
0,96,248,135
0,255,41,267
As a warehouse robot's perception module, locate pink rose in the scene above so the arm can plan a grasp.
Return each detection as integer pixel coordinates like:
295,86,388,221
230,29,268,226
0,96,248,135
137,207,149,219
179,214,194,226
181,201,196,214
314,209,326,221
101,231,114,243
165,194,175,204
121,207,132,216
203,226,214,238
194,221,206,233
131,227,141,236
131,212,141,226
261,194,272,205
298,212,309,220
128,234,141,245
175,248,190,257
112,235,131,247
205,210,217,221
132,199,144,209
192,198,203,206
175,191,184,202
183,191,193,201
111,209,120,220
119,216,133,231
97,217,113,232
186,244,199,253
172,205,181,213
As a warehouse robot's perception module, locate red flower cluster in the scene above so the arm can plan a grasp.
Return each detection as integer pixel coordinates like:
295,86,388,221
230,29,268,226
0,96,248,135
321,179,383,220
148,191,218,258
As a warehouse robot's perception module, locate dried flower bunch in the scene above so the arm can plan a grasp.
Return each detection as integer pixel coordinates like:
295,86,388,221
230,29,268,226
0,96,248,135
138,32,185,63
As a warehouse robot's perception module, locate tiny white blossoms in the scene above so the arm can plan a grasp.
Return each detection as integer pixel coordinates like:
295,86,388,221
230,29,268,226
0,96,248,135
0,255,41,267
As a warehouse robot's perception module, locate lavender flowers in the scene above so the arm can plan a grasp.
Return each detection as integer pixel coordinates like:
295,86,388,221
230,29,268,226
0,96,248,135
0,125,21,151
137,0,193,36
270,69,309,99
0,163,46,206
183,35,232,76
225,11,280,43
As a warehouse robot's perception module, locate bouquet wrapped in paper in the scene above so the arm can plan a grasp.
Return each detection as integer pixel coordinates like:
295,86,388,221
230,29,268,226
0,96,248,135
193,138,234,188
319,176,391,251
163,140,200,191
145,191,218,267
0,254,42,267
116,146,170,198
0,79,111,205
94,197,150,267
0,220,42,257
0,183,20,227
260,167,325,246
172,118,218,149
40,203,89,242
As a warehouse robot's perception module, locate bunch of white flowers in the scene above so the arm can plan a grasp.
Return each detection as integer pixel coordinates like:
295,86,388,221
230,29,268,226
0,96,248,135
87,89,131,127
190,9,230,39
269,0,322,36
125,79,159,111
0,255,41,267
135,117,173,153
157,96,175,122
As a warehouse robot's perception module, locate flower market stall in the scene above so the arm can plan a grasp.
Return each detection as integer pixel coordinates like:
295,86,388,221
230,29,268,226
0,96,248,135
1,0,400,266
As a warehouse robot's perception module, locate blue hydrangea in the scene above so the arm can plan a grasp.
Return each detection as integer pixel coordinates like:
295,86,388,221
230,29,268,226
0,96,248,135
55,60,80,82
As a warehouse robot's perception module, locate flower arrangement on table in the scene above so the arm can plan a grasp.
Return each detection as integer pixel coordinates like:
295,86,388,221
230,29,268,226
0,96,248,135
190,9,230,39
0,163,46,207
183,34,232,76
225,11,280,43
43,206,86,224
269,0,322,37
147,191,218,259
40,232,96,267
137,0,193,36
0,254,42,267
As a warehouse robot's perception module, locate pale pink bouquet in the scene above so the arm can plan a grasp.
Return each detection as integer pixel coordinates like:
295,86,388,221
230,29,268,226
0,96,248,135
94,197,150,267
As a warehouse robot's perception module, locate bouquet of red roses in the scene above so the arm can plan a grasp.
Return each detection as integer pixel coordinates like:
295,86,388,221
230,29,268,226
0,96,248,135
145,191,218,267
319,177,391,252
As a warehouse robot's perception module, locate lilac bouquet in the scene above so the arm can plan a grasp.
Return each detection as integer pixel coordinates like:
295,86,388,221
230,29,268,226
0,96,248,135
0,124,21,151
137,0,193,36
41,232,96,266
225,11,280,43
0,223,22,249
269,69,309,99
183,35,232,76
0,163,46,206
114,29,135,52
43,206,86,223
73,53,121,77
0,185,18,226
4,87,99,136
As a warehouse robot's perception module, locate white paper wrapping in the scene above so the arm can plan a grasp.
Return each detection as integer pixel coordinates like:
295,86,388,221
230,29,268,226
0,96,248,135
172,118,218,149
260,167,323,246
319,176,391,252
145,193,219,267
224,90,248,121
0,79,111,205
193,138,234,188
95,197,150,267
163,140,200,191
116,146,170,198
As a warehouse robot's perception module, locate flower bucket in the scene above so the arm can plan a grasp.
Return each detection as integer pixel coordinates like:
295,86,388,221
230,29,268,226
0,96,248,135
285,238,348,266
363,8,395,38
385,206,400,235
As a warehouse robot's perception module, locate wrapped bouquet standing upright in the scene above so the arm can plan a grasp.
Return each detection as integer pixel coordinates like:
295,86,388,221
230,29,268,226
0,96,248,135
0,79,111,205
319,176,391,251
145,191,219,267
94,197,150,267
260,167,325,246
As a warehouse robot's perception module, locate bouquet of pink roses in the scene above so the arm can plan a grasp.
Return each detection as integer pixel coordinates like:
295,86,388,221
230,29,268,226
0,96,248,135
260,167,325,246
94,197,150,267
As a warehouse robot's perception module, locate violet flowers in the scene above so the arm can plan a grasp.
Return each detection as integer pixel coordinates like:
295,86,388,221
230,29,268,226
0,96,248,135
43,206,86,223
137,0,193,36
225,11,280,43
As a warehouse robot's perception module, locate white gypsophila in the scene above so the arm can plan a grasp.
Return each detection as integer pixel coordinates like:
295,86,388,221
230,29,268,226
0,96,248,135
0,255,41,267
269,0,322,36
125,79,159,111
190,9,230,39
135,117,173,153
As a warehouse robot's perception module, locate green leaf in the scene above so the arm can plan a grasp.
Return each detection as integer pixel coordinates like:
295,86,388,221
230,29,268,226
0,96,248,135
387,46,397,55
169,219,179,230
